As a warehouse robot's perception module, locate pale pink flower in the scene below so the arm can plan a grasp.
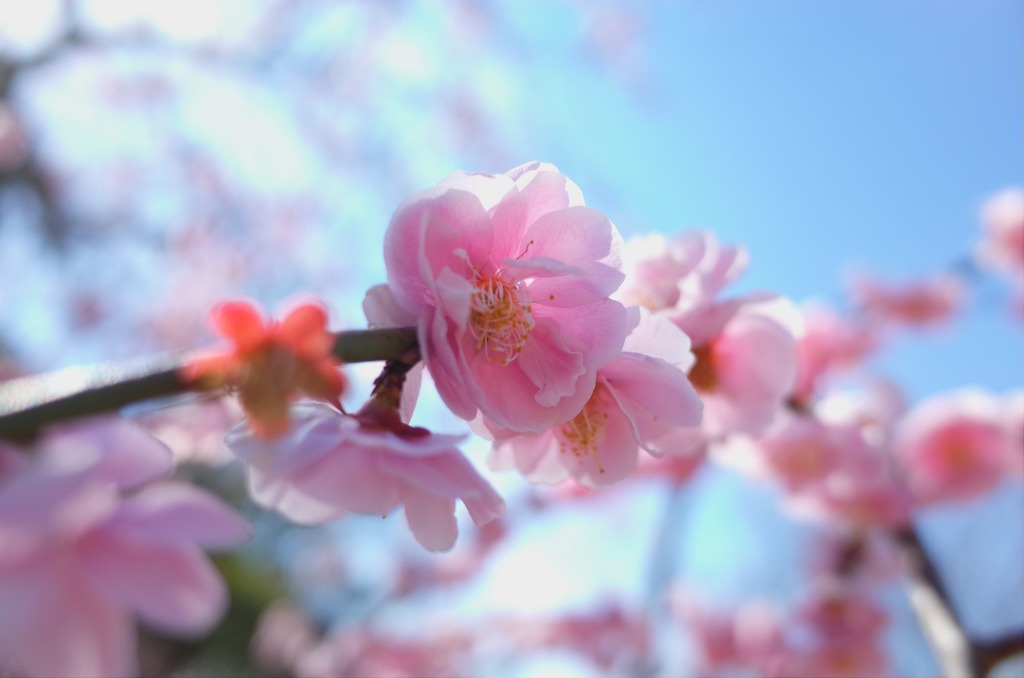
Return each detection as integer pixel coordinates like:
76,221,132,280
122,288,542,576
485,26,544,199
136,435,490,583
815,377,907,447
792,303,877,405
684,299,798,438
793,580,888,642
0,443,24,481
783,422,911,528
135,396,241,466
754,412,850,492
297,626,470,678
849,272,964,328
251,601,319,675
617,230,797,440
791,458,911,529
226,402,505,552
894,389,1014,504
0,418,250,678
977,188,1024,273
675,596,786,678
382,162,628,434
487,308,702,487
616,231,721,311
783,639,888,678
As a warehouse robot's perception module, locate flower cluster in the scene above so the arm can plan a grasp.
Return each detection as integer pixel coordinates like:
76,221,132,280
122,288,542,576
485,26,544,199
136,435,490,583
0,419,249,677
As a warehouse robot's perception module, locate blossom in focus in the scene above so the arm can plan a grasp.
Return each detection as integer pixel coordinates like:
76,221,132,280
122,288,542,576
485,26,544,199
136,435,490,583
189,299,345,438
488,308,702,487
381,162,628,434
226,402,505,552
848,272,964,328
893,389,1014,504
0,419,250,678
976,187,1024,273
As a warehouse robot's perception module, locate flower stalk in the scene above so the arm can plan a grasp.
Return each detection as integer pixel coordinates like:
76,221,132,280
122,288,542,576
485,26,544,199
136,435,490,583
0,326,418,442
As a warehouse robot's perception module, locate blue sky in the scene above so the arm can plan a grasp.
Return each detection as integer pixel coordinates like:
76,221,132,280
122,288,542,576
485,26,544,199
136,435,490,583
485,0,1023,401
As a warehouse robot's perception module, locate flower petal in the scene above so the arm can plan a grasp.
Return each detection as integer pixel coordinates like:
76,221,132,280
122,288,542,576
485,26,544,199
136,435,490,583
211,300,267,352
79,530,227,635
111,482,250,549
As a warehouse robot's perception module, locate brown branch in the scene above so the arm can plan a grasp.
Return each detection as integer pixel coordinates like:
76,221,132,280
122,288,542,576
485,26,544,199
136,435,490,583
895,525,1024,678
974,631,1024,677
0,326,418,442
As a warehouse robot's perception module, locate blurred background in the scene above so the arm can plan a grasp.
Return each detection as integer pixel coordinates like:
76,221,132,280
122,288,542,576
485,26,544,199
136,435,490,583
1,1,1021,676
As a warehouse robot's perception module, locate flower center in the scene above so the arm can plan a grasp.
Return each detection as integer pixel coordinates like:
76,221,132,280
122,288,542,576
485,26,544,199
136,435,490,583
469,273,534,366
558,392,609,473
688,342,718,392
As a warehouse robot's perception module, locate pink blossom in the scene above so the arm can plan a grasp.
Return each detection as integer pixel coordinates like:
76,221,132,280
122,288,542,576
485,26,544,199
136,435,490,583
134,396,241,466
487,308,702,487
754,412,850,492
782,421,911,528
382,162,629,434
793,580,888,642
619,231,798,438
894,389,1014,504
251,601,319,675
188,299,346,438
616,231,719,311
977,188,1024,273
849,272,964,328
684,299,798,438
676,596,786,678
792,303,877,405
226,402,505,552
783,639,888,678
0,418,250,678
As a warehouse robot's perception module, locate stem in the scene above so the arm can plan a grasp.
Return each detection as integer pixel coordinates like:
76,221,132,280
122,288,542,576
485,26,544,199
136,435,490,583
0,327,418,442
893,525,1024,678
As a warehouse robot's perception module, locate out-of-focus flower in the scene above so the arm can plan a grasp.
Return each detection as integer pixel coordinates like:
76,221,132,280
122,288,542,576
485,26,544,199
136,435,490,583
783,639,888,678
977,188,1024,273
251,601,319,676
226,401,505,552
849,273,964,328
381,162,628,434
188,300,345,438
135,396,241,466
793,580,888,642
620,231,797,440
753,412,850,492
297,626,471,678
792,303,877,406
894,389,1014,504
674,595,786,678
0,418,249,678
0,443,25,481
488,308,702,487
684,299,798,438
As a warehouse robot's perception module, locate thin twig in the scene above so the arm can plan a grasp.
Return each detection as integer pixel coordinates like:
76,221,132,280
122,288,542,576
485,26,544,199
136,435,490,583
0,326,418,442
